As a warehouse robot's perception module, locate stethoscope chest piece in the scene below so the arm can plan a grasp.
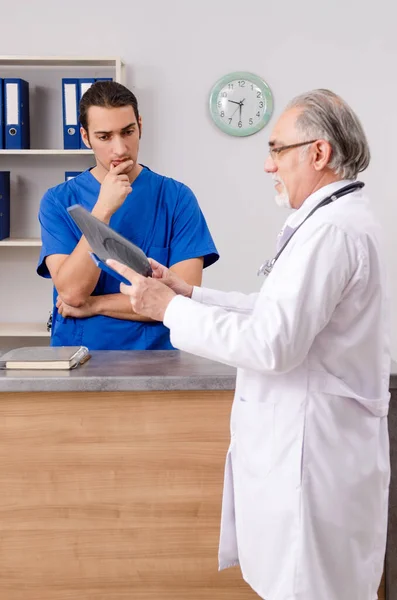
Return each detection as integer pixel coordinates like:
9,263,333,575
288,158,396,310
257,258,276,277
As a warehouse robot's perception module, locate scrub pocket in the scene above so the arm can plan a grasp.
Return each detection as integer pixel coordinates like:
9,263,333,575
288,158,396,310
52,312,84,346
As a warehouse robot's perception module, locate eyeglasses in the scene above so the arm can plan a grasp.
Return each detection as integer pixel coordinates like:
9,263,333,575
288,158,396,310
269,139,318,160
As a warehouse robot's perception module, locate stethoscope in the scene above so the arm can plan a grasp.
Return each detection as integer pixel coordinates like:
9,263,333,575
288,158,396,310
257,181,365,277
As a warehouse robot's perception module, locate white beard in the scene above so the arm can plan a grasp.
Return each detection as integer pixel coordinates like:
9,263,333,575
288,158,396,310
274,192,292,209
273,176,292,209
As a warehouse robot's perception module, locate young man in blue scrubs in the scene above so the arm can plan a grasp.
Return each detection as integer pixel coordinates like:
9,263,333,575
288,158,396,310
37,81,219,350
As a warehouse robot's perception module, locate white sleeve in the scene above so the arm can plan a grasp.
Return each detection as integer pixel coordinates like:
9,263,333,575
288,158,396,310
191,286,258,314
164,224,361,373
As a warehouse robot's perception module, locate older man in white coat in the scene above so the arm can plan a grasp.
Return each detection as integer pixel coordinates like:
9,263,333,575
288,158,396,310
108,89,391,600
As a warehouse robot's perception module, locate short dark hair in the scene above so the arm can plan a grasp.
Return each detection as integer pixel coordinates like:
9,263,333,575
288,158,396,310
79,81,140,132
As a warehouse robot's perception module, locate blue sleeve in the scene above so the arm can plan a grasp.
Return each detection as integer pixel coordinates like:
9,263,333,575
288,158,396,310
169,185,219,269
37,189,79,278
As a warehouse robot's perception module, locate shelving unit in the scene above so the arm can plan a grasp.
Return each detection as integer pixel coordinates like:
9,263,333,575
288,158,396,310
0,56,124,340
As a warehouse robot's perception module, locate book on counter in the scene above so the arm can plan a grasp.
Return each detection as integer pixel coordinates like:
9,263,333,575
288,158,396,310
0,346,91,370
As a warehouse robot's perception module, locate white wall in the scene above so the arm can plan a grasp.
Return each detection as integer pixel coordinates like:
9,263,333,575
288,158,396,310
1,0,396,354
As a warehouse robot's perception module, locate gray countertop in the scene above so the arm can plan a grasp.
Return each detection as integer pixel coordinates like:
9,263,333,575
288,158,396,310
0,350,237,392
0,350,396,393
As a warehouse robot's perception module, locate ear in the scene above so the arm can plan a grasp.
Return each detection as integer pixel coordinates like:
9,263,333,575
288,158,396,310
80,127,91,149
312,139,332,171
138,116,142,139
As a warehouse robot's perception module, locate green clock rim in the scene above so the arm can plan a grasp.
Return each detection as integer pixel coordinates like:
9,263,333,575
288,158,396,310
209,71,274,137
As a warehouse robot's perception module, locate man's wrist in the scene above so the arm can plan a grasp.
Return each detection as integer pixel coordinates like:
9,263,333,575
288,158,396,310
87,295,100,316
91,202,112,223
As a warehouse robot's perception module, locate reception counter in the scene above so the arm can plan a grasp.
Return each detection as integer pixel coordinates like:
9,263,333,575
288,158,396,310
0,351,394,600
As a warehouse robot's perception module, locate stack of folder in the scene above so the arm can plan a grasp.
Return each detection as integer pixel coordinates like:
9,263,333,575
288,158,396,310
0,171,10,241
62,77,113,150
0,78,30,150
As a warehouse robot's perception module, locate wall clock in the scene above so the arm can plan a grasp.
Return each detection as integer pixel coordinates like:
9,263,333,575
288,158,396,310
209,71,273,137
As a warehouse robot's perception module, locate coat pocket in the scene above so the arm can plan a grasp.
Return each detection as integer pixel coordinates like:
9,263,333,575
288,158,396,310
233,397,275,478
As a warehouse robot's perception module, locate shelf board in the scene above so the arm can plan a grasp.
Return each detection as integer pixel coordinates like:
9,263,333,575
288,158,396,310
0,323,50,337
0,238,42,247
0,149,93,155
0,54,124,85
0,56,124,67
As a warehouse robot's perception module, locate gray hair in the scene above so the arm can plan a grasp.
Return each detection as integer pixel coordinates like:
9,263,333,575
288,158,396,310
286,89,370,180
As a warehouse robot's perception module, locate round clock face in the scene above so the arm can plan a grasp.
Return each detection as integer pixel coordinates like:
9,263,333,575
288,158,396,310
209,71,273,137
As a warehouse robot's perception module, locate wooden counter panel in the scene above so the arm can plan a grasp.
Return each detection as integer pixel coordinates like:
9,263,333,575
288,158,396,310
0,391,257,600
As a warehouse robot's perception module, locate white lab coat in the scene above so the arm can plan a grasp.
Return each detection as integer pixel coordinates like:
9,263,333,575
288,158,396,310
163,181,391,600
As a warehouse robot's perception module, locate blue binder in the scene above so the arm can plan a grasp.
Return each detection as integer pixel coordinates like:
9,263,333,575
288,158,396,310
65,171,82,181
4,78,30,150
62,78,79,149
78,78,95,149
78,78,95,99
0,79,4,149
0,171,10,241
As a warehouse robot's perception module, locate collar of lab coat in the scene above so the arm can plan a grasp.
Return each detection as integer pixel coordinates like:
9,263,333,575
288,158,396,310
284,179,356,230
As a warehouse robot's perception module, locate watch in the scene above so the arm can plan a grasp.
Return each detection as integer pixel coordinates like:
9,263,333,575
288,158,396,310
209,71,273,137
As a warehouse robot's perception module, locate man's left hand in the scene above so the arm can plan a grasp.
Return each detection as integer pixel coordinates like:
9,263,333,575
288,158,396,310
56,296,96,318
107,259,176,321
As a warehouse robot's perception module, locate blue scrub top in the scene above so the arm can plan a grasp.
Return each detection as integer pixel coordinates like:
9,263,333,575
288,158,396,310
37,166,219,350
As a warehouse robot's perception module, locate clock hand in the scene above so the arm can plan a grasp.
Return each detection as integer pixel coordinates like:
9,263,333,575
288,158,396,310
228,99,241,105
238,98,245,122
230,105,240,120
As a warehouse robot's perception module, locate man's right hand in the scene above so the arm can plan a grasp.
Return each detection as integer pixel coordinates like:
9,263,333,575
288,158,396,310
93,160,134,222
149,258,193,298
